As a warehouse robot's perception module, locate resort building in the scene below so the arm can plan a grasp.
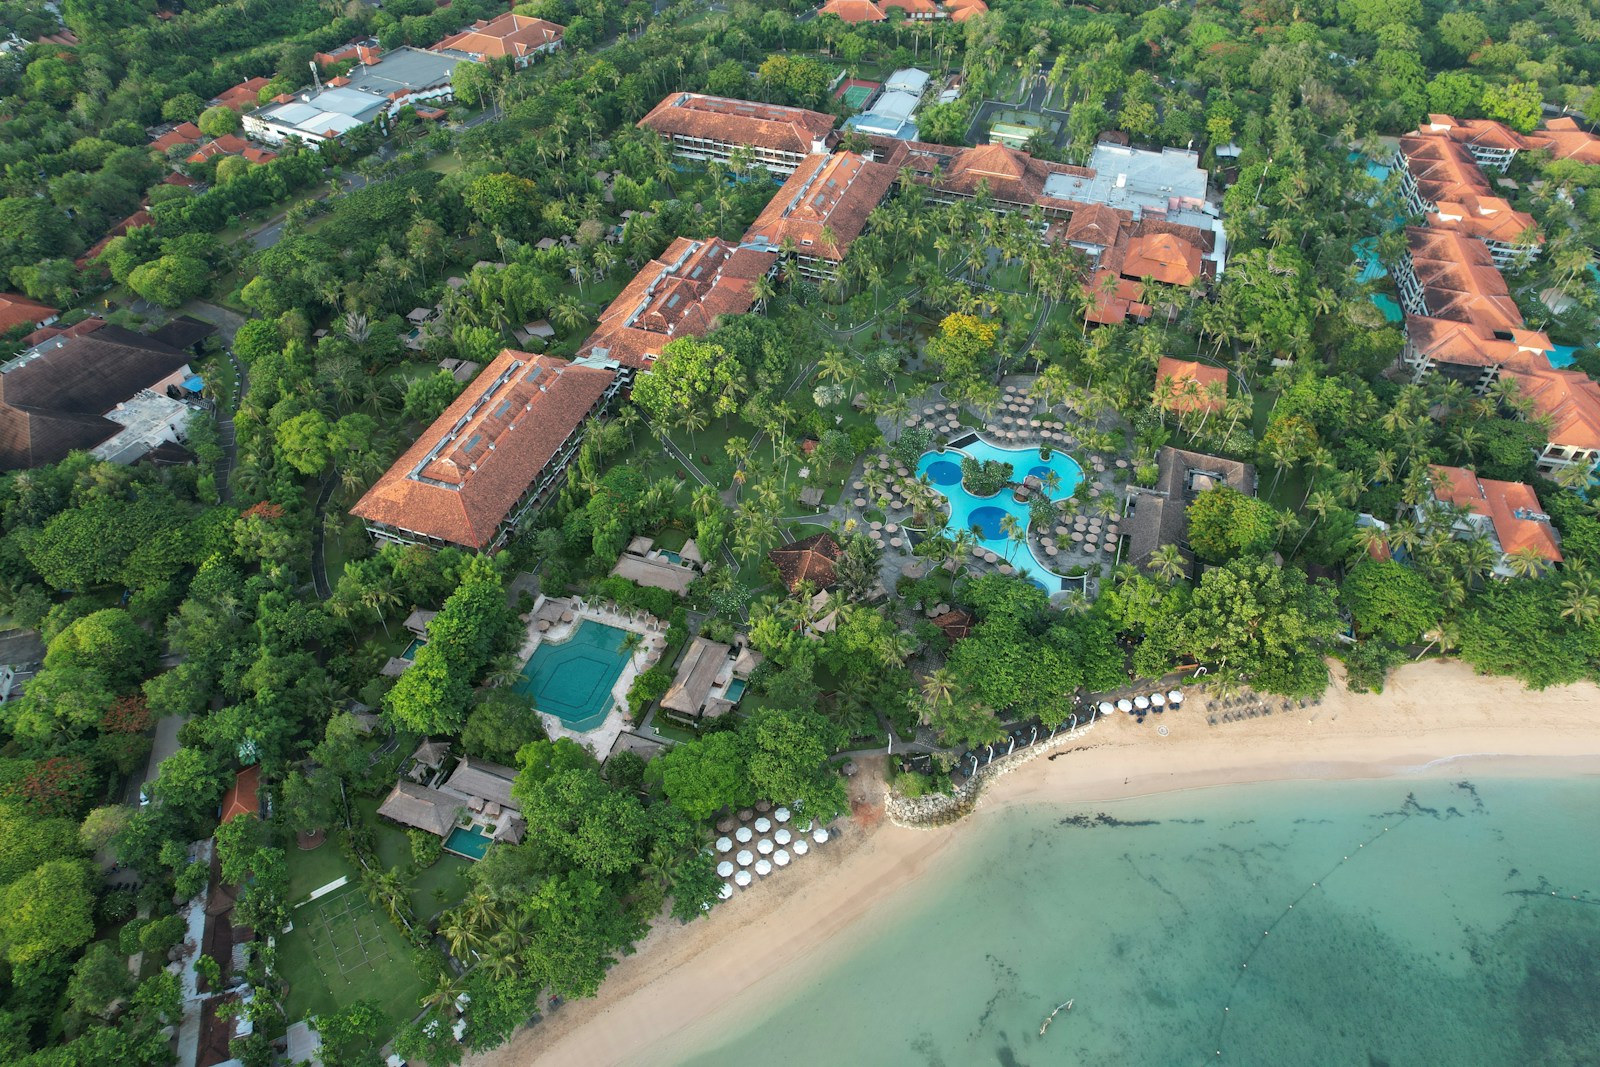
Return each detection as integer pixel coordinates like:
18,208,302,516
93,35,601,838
637,93,838,174
1082,274,1152,326
768,531,843,592
0,323,205,470
840,68,929,141
741,151,898,279
1396,132,1495,212
1425,195,1541,268
378,749,525,850
219,766,261,823
351,350,618,551
149,121,202,153
211,76,271,113
1124,447,1256,579
1153,357,1228,415
1529,116,1600,165
1498,365,1600,478
1395,128,1540,267
659,636,762,725
1415,114,1531,171
243,47,460,144
817,0,987,21
431,12,563,66
0,293,58,336
1393,226,1552,387
610,535,703,594
577,237,777,374
1422,465,1562,577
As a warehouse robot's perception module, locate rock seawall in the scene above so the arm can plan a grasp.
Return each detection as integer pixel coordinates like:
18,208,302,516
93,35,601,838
885,721,1100,828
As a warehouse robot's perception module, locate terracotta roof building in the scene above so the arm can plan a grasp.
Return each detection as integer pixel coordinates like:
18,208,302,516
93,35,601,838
931,608,973,643
150,121,202,153
76,207,155,268
351,350,617,550
819,0,886,20
638,93,838,174
1124,447,1256,578
818,0,985,20
1427,194,1541,267
769,531,842,592
1396,132,1495,212
220,765,261,823
1424,465,1561,576
1500,366,1600,478
212,76,271,113
1154,357,1227,414
0,294,58,336
1083,273,1151,325
432,12,564,67
1,325,196,470
1529,116,1600,165
1418,114,1533,170
578,236,775,373
742,151,897,278
1396,126,1541,267
1121,231,1203,286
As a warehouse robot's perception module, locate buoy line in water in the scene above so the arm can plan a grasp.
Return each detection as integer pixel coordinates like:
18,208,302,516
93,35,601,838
1206,813,1415,1060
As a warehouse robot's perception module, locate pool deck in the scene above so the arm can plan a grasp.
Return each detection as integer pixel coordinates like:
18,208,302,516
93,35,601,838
518,595,668,757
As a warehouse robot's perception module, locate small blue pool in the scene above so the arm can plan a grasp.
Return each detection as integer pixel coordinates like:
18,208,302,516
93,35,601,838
660,550,683,564
1550,344,1580,369
724,678,747,702
400,637,426,661
1371,294,1404,323
444,824,492,861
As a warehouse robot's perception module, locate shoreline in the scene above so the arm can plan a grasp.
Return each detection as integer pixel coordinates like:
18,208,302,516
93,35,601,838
480,660,1600,1067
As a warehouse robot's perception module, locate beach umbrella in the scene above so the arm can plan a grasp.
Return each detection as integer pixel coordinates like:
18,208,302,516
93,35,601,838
793,839,810,856
719,882,735,900
734,869,752,887
735,826,753,843
757,838,774,855
716,817,737,833
775,828,792,845
755,858,773,876
1168,690,1184,704
774,849,791,867
716,860,734,878
737,809,754,821
1134,695,1150,710
775,807,791,823
715,836,733,853
813,827,830,844
1150,692,1166,707
1117,698,1133,713
754,817,772,833
1098,701,1114,715
736,849,753,867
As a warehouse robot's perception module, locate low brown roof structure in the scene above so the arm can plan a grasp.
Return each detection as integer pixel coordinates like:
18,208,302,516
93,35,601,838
445,757,517,809
606,730,669,764
661,636,733,718
578,237,775,370
611,552,698,594
220,765,260,823
412,738,451,769
1154,357,1227,414
1124,447,1256,576
639,93,838,158
931,608,973,643
351,350,614,549
769,531,843,592
742,151,897,264
0,294,57,335
377,781,460,837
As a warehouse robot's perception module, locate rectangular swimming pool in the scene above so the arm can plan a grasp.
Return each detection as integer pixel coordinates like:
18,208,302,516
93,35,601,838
444,824,491,861
400,637,426,661
724,678,748,702
515,620,634,733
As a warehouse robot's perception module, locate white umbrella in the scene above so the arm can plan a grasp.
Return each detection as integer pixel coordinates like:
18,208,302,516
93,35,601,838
774,849,791,867
716,860,734,878
1117,698,1133,713
718,882,734,900
736,849,753,867
757,838,774,855
1134,695,1150,710
734,869,752,887
754,817,772,834
1168,690,1184,704
774,828,792,845
755,858,773,876
735,826,753,843
1150,693,1166,707
774,807,791,823
715,836,733,853
1098,702,1115,715
793,839,809,856
813,827,830,844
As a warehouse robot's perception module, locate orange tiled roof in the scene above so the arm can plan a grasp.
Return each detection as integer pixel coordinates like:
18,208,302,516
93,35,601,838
1403,226,1524,335
1530,116,1600,164
220,765,260,823
1429,465,1561,564
0,293,58,335
579,237,775,370
769,532,842,591
1122,231,1202,286
639,93,838,157
1154,357,1227,412
432,13,563,60
819,0,887,21
213,76,270,113
1059,203,1127,248
1428,194,1540,247
76,208,154,268
1502,366,1600,452
1423,114,1533,153
931,608,973,642
1403,315,1551,373
1083,273,1149,325
1399,133,1494,205
150,121,202,152
881,0,938,13
743,151,897,262
186,134,251,164
351,351,615,549
949,0,988,19
21,317,104,348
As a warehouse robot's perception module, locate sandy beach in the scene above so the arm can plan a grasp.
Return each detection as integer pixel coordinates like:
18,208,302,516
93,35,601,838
478,660,1600,1067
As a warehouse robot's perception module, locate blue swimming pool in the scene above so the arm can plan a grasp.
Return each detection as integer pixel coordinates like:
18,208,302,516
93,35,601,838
724,678,747,702
916,437,1085,593
444,824,492,861
1550,344,1579,369
1371,294,1404,323
400,637,426,661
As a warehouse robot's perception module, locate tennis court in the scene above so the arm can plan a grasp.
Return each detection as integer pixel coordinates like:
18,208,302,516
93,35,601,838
834,78,880,109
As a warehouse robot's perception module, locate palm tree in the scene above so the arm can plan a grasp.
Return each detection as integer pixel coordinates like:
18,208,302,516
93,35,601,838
998,513,1024,561
1503,546,1550,579
1559,570,1600,625
1149,544,1187,583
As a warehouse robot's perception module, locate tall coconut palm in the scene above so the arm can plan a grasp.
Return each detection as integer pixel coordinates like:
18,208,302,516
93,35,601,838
1559,569,1600,625
1149,544,1187,583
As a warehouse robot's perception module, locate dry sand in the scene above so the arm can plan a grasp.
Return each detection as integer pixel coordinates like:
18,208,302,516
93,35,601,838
477,660,1600,1067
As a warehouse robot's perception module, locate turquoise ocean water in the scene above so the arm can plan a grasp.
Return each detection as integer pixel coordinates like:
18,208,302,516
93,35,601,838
679,777,1600,1066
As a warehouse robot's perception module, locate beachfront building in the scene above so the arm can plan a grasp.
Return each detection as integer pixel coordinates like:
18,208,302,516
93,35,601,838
243,47,459,145
577,237,776,377
378,750,525,850
1395,124,1541,267
658,636,763,725
1422,465,1562,578
1393,226,1552,387
637,93,837,174
431,12,563,67
351,350,618,551
610,536,703,595
1498,365,1600,478
1124,447,1256,579
741,151,898,279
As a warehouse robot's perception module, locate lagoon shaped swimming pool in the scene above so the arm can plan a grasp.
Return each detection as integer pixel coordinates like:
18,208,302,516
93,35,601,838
916,436,1084,593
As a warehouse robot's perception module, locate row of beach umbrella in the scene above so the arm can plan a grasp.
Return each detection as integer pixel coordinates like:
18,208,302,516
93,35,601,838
1097,690,1184,716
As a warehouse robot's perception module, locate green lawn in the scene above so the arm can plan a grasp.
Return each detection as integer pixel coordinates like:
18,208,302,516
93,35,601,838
287,837,351,901
278,875,428,1028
